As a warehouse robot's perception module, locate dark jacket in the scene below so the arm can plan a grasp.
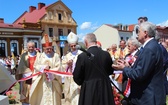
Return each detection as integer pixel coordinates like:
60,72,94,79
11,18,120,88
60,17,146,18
123,39,166,105
159,43,168,95
73,46,115,105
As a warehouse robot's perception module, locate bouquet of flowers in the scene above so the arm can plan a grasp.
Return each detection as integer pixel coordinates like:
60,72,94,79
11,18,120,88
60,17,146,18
6,90,17,104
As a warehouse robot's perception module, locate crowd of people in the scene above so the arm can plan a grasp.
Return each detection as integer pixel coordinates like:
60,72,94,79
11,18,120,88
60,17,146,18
0,17,168,105
0,54,20,75
111,21,168,105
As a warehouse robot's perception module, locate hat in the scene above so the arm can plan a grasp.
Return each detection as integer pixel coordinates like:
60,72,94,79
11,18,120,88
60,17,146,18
67,32,78,44
41,34,52,47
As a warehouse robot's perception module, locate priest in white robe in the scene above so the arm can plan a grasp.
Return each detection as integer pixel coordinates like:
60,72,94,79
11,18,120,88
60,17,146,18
16,41,38,105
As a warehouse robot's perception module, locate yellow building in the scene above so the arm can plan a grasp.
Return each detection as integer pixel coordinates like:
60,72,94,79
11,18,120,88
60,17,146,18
0,0,77,57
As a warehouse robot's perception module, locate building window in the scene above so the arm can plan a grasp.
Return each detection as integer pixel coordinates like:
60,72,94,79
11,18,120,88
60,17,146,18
0,41,6,57
58,29,63,36
126,37,129,41
35,42,37,48
121,37,123,40
68,29,71,34
10,40,19,56
68,14,71,22
11,43,17,56
29,39,39,48
58,13,62,21
49,28,53,37
48,11,53,20
125,25,128,31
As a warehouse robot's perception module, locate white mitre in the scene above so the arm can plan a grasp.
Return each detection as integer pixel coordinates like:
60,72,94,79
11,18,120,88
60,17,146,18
67,32,79,44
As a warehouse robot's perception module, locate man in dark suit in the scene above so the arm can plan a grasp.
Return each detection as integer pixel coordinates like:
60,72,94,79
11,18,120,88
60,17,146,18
73,33,115,105
113,22,166,105
159,42,168,95
155,34,168,95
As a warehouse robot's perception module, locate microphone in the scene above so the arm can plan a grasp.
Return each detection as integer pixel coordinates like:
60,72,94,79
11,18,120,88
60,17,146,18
76,45,94,57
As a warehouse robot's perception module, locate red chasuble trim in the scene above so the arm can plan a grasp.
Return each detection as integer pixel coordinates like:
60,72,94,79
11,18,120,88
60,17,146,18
28,56,36,72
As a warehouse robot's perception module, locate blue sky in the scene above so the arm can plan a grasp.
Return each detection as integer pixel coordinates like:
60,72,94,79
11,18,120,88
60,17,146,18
1,0,168,40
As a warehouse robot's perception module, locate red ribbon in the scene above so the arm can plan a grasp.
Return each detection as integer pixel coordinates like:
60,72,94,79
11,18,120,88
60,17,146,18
3,69,72,95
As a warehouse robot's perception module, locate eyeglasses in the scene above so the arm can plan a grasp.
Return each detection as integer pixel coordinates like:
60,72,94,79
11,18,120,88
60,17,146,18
70,45,76,48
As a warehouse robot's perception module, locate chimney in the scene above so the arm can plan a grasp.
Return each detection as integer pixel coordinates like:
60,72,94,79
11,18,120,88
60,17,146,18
118,24,122,30
0,18,4,23
123,26,126,31
38,3,45,10
29,6,36,13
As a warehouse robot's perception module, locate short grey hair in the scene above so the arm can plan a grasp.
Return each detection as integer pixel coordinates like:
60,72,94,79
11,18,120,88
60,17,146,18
27,40,35,47
84,33,97,43
140,22,157,37
127,38,141,48
154,31,160,41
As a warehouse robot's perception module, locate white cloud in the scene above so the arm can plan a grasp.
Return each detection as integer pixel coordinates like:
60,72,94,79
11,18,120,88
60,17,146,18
80,22,99,31
80,22,91,30
77,33,86,42
78,22,100,42
91,26,99,30
90,22,99,30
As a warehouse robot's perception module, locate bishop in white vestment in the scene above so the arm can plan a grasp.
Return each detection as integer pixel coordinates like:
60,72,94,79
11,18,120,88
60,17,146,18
30,34,62,105
62,32,82,105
